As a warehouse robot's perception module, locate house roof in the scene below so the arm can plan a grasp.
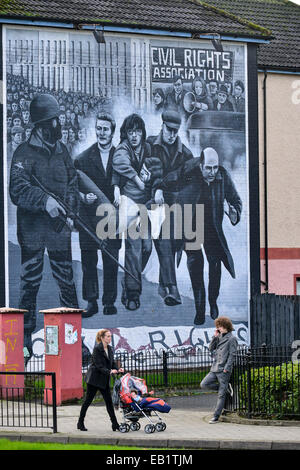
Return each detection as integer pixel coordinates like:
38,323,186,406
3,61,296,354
0,0,271,39
2,0,299,70
203,0,300,71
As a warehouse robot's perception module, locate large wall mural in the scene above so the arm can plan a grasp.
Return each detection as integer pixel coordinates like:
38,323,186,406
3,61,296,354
3,26,250,359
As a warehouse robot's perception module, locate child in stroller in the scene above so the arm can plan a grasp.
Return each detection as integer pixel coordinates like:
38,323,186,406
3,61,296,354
130,388,154,403
112,373,171,433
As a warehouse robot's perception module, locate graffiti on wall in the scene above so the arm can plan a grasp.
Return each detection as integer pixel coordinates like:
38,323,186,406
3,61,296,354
3,26,249,357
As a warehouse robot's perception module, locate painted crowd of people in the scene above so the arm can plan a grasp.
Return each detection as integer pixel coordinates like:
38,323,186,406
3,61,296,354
6,73,110,161
152,75,245,116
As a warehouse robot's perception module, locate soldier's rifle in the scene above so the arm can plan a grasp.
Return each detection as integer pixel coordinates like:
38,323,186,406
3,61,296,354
31,174,142,286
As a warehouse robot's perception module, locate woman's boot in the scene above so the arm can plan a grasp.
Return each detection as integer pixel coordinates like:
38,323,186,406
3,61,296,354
77,419,88,431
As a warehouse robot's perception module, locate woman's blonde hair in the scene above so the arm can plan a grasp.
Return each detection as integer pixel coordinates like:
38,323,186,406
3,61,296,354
95,329,110,343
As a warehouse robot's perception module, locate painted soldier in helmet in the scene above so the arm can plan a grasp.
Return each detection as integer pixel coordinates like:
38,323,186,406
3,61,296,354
9,93,79,359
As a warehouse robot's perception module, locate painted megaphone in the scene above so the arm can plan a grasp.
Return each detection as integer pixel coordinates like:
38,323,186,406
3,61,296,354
183,91,211,114
183,91,197,113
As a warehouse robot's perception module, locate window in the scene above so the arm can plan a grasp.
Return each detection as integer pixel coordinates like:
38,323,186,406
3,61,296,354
79,42,82,64
30,40,34,63
88,41,91,65
41,40,44,64
71,41,75,64
54,41,57,64
8,40,12,63
63,40,66,64
47,40,50,64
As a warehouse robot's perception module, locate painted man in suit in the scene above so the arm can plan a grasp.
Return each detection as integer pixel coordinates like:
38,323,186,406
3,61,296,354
74,112,121,317
233,80,245,113
164,75,186,115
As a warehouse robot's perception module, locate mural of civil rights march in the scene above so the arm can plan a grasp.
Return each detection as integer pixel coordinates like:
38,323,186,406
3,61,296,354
3,26,249,357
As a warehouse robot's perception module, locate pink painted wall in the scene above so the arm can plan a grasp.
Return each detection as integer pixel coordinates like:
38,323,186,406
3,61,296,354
260,259,300,295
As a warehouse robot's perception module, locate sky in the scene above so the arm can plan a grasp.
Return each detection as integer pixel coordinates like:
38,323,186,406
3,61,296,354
289,0,300,4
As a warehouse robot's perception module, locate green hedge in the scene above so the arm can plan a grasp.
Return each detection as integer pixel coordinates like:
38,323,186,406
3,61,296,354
237,361,300,419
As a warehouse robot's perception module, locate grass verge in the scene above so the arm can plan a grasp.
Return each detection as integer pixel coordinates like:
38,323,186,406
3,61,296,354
0,438,171,451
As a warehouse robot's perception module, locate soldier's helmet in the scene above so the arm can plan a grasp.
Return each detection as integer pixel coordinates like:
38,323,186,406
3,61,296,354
30,94,60,125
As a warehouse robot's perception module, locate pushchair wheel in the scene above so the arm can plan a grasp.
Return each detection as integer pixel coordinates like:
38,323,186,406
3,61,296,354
155,422,166,432
144,424,155,434
130,422,141,431
119,423,130,433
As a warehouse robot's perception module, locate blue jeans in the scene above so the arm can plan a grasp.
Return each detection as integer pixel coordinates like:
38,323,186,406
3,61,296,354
200,371,231,418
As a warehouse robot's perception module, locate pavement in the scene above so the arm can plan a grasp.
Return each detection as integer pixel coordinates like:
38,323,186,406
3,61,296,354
1,394,300,450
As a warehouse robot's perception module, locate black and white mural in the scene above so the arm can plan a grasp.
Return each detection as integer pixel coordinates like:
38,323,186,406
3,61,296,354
3,26,249,357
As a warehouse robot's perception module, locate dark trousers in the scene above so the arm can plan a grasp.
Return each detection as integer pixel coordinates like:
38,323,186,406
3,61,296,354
154,238,177,288
154,194,179,288
200,371,231,418
124,235,152,300
79,383,118,425
19,245,78,333
185,248,222,309
81,242,120,305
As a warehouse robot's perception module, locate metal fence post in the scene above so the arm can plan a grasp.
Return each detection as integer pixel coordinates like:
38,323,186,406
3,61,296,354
162,350,168,387
51,373,57,433
246,351,252,419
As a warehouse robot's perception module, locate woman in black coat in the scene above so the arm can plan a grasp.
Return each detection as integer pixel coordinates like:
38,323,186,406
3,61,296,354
77,329,123,431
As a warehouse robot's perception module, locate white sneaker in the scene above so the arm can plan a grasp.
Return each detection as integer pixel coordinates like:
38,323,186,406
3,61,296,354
209,417,219,424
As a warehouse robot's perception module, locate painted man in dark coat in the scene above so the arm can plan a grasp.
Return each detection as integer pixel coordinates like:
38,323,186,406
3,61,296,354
213,84,234,112
147,110,193,306
232,80,245,113
178,147,242,325
164,75,187,115
74,112,121,317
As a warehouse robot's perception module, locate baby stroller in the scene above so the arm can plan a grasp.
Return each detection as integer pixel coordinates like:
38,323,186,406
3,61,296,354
112,373,171,434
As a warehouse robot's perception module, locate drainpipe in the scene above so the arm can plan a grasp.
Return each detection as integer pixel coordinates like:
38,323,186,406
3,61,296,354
262,69,269,292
